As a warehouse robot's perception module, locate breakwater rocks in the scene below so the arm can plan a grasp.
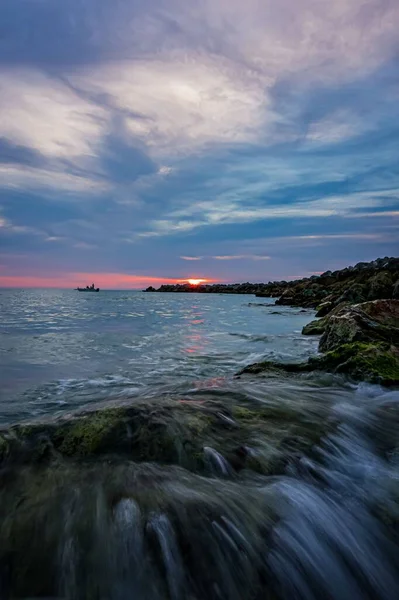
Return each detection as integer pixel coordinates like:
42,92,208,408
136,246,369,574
145,257,399,309
241,299,399,385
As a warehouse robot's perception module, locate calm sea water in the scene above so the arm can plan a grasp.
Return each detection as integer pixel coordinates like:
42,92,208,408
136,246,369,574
0,288,317,424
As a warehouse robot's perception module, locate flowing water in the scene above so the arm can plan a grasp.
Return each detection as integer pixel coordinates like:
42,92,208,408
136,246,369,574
0,289,398,599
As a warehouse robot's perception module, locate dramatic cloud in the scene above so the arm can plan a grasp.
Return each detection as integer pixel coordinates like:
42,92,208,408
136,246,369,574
0,0,398,286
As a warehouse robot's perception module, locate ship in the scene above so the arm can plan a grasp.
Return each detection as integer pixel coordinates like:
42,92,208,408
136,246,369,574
76,283,100,292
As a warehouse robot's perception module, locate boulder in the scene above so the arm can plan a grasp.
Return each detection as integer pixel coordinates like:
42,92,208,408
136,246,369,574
335,283,366,306
315,301,333,317
309,342,399,386
367,271,393,300
302,317,328,336
243,300,399,385
319,299,399,352
302,302,349,336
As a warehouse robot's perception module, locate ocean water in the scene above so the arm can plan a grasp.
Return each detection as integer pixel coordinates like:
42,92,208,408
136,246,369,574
1,288,399,599
0,288,317,424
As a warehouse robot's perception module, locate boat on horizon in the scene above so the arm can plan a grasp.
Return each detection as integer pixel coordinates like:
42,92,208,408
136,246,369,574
76,283,100,292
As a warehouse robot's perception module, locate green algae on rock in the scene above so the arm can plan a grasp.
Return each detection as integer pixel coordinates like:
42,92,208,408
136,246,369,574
242,300,399,386
309,342,399,386
0,390,334,480
302,317,329,336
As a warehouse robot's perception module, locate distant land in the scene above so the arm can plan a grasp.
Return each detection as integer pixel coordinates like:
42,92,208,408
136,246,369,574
145,257,399,309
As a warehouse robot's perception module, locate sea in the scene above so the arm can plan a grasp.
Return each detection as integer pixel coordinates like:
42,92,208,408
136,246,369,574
0,288,318,424
1,288,398,599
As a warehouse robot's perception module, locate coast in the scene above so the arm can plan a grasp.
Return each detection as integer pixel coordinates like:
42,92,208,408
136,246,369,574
145,256,399,307
148,256,399,384
0,257,398,598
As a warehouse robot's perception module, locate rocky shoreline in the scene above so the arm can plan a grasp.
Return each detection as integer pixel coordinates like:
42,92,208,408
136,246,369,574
241,299,399,385
146,257,399,385
0,258,398,598
145,256,399,305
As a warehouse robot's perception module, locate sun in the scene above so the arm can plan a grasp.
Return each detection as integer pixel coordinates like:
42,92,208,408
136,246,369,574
187,279,206,285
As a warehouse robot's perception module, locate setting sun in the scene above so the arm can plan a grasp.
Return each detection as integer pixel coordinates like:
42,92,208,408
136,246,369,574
187,279,207,285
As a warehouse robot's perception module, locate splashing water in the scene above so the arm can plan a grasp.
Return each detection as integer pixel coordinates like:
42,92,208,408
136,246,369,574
0,383,398,599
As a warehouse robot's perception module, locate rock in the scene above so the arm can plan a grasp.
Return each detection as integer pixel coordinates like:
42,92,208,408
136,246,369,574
244,300,399,385
315,301,333,317
335,283,366,305
302,318,328,336
319,300,399,353
143,258,399,306
302,302,350,336
0,396,331,479
0,461,279,600
309,342,399,386
238,360,308,376
367,271,393,300
393,279,399,299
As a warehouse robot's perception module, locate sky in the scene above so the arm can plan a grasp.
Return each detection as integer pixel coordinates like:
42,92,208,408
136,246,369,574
0,0,398,289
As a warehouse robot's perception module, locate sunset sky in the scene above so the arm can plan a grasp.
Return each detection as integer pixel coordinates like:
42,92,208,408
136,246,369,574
0,0,398,288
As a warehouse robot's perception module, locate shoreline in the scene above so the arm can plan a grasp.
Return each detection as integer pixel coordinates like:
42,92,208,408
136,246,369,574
0,261,398,598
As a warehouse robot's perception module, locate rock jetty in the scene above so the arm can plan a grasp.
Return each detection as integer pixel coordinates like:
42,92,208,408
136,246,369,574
240,299,399,385
145,257,399,309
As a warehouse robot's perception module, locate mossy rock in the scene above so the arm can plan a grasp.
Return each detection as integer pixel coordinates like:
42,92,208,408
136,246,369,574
315,301,333,317
302,317,328,335
238,360,308,376
319,300,399,352
0,392,335,482
309,342,399,385
52,408,128,457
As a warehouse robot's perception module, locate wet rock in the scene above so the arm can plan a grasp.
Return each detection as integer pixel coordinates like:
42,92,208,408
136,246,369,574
302,302,349,336
0,462,279,599
309,342,399,386
0,395,332,479
302,317,328,336
315,301,333,317
367,271,394,300
243,300,399,385
319,299,399,352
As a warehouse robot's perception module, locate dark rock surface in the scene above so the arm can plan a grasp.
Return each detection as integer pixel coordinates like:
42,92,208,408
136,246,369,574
319,299,399,352
0,396,331,598
242,299,399,386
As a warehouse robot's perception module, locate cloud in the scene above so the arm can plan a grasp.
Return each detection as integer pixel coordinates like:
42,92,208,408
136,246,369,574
180,254,271,261
138,188,399,237
0,0,398,283
0,70,106,158
73,242,98,250
0,164,109,195
212,255,271,261
0,137,46,167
